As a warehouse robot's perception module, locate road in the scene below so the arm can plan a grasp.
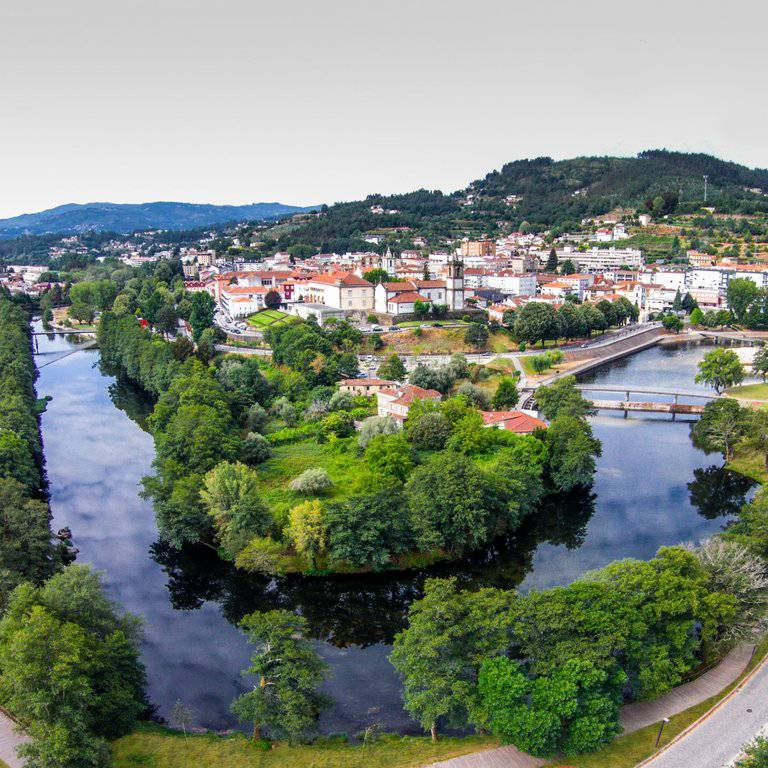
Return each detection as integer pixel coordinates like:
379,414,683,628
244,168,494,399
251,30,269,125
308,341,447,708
643,655,768,768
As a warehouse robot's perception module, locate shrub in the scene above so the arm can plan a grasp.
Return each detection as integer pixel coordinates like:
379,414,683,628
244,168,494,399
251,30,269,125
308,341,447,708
319,411,355,439
241,432,272,464
290,467,332,494
358,415,400,448
246,403,268,432
271,396,297,426
457,382,491,410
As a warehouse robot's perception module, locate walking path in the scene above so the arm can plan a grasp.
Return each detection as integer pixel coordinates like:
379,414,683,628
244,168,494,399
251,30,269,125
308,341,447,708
425,644,754,768
0,711,28,768
641,651,768,768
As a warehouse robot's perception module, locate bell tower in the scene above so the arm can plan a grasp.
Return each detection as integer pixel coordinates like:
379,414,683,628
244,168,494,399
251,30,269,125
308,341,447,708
446,254,464,310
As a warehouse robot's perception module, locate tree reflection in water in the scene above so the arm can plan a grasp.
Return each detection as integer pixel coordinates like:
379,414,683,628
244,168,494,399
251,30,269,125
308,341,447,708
687,465,756,520
150,487,597,648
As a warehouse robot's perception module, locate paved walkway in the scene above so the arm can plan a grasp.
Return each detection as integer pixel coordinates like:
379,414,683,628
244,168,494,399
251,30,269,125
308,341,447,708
425,644,754,768
0,711,28,768
642,652,768,768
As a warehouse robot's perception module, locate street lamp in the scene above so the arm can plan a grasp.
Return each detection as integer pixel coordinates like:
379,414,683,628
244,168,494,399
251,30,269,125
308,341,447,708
655,717,670,748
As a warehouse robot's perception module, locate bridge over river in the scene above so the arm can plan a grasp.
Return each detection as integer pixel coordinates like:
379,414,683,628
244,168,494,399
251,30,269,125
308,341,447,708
574,384,717,415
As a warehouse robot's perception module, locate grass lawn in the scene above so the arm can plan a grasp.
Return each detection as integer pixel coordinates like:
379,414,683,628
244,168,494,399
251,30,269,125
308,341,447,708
256,439,367,523
726,381,768,403
111,725,497,768
543,638,768,768
727,445,768,484
247,310,293,329
395,320,472,328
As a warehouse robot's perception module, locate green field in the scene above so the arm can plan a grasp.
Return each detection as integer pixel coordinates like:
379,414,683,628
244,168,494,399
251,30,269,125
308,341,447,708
246,310,293,329
256,439,368,524
726,382,768,402
112,726,496,768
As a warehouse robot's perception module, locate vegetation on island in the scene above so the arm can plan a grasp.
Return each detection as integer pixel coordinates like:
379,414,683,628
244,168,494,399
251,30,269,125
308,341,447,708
98,289,602,576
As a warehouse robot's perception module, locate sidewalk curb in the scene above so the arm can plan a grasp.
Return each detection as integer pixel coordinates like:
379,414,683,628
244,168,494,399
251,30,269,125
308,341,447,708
636,647,767,767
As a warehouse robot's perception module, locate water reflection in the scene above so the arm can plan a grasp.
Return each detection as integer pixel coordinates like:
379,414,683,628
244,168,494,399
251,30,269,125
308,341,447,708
149,487,597,648
687,466,756,520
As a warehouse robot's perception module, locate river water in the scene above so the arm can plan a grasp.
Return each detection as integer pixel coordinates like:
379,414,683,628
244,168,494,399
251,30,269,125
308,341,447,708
33,327,753,734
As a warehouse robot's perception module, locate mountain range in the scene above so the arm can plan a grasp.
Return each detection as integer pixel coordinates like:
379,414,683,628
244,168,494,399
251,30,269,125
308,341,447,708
0,201,318,237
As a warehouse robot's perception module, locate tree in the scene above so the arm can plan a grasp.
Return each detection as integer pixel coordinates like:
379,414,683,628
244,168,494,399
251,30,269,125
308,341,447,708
753,347,768,381
514,303,561,348
560,259,576,275
545,416,602,492
0,566,145,765
464,323,489,348
492,377,519,409
736,736,768,768
695,348,745,393
241,432,272,465
365,434,415,483
457,382,491,410
230,610,329,741
285,500,326,567
558,303,587,340
390,578,512,740
414,300,430,319
693,539,768,647
264,290,282,310
727,278,760,323
201,461,270,558
690,307,705,326
545,248,559,272
662,313,684,333
326,490,412,567
357,415,400,448
690,399,749,460
189,291,216,341
405,408,452,451
0,478,58,596
476,656,621,757
378,353,407,381
405,453,508,554
363,268,391,284
535,375,592,420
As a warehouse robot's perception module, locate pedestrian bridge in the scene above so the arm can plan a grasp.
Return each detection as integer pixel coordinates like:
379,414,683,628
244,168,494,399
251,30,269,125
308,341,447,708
575,385,716,415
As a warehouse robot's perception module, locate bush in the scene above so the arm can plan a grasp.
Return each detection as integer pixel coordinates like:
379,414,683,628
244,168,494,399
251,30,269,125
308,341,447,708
319,411,355,439
457,382,491,410
241,432,272,464
290,467,332,494
357,415,400,448
328,390,354,411
406,411,452,451
271,396,297,426
246,403,268,432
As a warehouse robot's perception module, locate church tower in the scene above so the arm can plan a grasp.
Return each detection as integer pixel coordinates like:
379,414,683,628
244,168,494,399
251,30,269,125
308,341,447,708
381,246,396,276
446,254,464,310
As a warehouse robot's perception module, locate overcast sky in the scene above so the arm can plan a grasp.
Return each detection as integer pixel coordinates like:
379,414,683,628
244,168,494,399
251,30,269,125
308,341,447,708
1,0,767,218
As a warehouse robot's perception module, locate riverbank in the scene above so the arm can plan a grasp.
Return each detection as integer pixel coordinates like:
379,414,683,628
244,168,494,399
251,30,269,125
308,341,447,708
111,726,496,768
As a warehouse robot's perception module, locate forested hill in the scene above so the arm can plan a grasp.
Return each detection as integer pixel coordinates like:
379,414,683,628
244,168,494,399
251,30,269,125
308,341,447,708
0,201,318,237
263,150,768,253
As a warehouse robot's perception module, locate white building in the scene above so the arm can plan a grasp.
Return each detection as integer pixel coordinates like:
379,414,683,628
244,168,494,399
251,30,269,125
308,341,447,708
486,271,537,297
304,272,375,311
575,247,643,272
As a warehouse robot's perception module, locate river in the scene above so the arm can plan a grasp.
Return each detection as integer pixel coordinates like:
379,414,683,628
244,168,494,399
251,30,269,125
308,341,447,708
33,327,754,735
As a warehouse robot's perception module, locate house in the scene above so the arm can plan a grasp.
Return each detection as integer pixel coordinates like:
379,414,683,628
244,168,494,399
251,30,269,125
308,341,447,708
338,378,396,395
377,384,442,421
289,302,346,326
374,279,448,314
481,411,547,433
305,272,375,311
219,284,270,318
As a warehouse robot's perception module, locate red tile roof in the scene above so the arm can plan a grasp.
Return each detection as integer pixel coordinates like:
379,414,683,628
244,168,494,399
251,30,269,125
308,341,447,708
481,411,548,432
310,272,373,286
388,291,429,303
339,378,395,387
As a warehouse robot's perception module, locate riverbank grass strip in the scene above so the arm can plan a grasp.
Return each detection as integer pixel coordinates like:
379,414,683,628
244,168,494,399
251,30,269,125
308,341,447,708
541,639,768,768
111,725,497,768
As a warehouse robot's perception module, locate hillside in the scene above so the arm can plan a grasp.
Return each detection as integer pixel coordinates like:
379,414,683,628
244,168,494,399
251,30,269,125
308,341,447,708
263,150,768,253
0,201,318,237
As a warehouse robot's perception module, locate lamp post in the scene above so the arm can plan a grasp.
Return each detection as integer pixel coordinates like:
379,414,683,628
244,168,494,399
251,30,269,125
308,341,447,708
655,717,670,748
